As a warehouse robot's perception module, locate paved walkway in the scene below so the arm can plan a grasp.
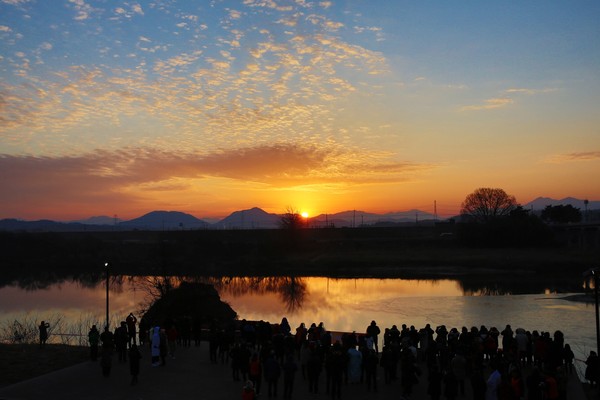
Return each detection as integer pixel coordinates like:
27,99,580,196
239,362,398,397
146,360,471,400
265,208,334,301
0,343,590,400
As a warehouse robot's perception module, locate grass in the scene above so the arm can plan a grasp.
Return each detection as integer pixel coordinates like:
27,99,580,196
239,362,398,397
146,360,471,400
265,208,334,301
0,343,89,388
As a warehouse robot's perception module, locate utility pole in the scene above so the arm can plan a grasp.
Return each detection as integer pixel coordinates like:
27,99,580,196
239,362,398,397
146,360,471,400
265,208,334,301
105,262,109,330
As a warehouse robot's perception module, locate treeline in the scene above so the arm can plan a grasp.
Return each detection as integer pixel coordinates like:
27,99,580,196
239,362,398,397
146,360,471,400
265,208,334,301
1,223,596,278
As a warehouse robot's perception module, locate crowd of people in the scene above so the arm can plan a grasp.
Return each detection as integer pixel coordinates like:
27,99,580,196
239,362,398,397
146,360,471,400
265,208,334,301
204,318,589,400
83,314,597,399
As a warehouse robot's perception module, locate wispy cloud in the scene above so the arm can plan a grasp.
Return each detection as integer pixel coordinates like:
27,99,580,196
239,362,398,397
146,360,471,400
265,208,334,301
461,86,558,112
1,0,30,6
505,87,557,95
460,97,513,111
545,151,600,164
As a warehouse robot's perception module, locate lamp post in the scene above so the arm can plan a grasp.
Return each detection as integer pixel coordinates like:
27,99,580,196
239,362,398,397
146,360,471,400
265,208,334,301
105,262,109,331
593,269,600,357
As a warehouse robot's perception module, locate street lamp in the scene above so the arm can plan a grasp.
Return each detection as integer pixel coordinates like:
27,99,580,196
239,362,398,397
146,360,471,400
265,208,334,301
105,262,109,331
585,268,600,357
593,269,600,357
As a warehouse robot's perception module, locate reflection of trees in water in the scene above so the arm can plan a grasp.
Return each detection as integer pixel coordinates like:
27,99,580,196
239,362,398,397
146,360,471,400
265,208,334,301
120,276,308,314
9,272,109,291
204,276,307,313
458,274,585,296
4,272,583,307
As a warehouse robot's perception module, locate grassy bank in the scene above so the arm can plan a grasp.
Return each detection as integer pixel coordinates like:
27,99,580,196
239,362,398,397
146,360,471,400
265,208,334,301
0,343,89,388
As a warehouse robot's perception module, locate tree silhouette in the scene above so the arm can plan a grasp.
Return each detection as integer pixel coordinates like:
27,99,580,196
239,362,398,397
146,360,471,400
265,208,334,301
279,206,304,229
460,187,518,222
541,204,582,224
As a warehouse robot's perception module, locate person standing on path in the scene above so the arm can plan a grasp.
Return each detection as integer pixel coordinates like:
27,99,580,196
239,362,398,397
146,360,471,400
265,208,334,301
282,353,298,399
88,325,100,361
129,344,142,385
38,321,49,347
366,321,381,353
264,351,281,398
100,326,114,377
126,313,137,347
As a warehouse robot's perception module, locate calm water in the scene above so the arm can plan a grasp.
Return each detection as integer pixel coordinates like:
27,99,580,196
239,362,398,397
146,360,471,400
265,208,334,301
0,276,596,377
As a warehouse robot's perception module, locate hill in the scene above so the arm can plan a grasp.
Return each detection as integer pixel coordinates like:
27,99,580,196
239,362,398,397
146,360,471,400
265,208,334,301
213,207,281,229
119,211,210,230
525,197,600,210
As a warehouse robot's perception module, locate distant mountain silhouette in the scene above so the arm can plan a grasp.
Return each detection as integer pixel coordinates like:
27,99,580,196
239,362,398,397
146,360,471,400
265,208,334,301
0,218,113,232
524,197,600,210
119,211,210,230
311,209,436,227
213,207,281,229
73,215,120,225
2,197,597,232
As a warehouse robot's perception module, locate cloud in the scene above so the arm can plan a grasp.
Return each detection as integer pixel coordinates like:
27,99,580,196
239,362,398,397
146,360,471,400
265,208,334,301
460,86,557,112
0,145,434,216
1,0,30,6
0,0,389,161
228,9,242,19
546,151,600,164
460,97,513,111
505,87,557,95
0,25,12,32
68,0,94,21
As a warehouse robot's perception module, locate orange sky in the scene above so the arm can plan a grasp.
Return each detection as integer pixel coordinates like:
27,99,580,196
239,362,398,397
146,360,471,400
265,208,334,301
1,2,599,221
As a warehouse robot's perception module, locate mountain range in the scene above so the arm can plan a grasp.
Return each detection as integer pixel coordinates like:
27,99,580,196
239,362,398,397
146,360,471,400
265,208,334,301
1,197,597,232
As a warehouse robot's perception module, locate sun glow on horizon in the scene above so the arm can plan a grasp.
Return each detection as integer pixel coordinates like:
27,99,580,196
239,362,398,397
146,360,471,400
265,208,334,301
301,211,309,219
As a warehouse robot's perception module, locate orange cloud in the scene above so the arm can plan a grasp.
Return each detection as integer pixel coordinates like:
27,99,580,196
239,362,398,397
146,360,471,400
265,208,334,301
0,145,434,219
546,151,600,163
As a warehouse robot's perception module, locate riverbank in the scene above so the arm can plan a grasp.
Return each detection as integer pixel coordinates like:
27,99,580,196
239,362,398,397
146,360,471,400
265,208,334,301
1,229,597,283
0,343,88,387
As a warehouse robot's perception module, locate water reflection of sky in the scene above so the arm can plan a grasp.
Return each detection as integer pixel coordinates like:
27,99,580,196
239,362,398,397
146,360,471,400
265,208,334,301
0,280,141,326
0,276,595,377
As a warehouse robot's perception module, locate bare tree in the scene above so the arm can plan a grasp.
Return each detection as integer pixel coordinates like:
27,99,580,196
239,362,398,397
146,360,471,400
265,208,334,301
460,187,518,222
280,206,303,229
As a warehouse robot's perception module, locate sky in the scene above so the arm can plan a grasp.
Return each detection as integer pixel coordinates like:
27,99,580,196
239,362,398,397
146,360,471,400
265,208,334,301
1,0,599,221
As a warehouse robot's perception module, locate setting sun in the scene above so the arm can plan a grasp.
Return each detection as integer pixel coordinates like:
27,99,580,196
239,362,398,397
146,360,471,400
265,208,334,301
301,212,309,219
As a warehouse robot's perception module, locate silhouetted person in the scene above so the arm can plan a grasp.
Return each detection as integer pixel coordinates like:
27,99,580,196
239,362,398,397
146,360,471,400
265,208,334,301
427,365,442,400
114,321,128,363
585,350,599,387
38,321,49,347
264,351,281,398
307,344,322,394
282,353,298,399
151,326,161,367
366,320,381,353
88,324,100,361
471,368,487,400
101,326,114,350
242,380,257,400
126,312,137,347
400,348,420,398
563,343,575,375
101,349,112,377
100,326,114,377
248,352,262,395
443,370,459,400
364,349,378,392
326,342,345,399
129,344,142,385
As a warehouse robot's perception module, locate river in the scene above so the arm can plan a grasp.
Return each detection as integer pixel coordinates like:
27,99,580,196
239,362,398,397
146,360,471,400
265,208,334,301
0,275,596,378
